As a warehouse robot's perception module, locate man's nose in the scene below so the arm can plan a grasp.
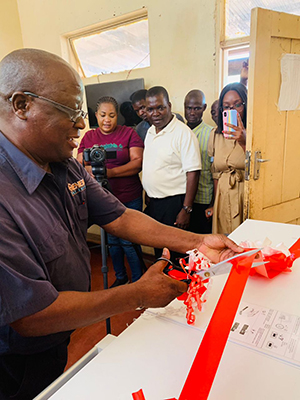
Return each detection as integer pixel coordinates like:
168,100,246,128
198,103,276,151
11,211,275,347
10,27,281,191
74,117,86,130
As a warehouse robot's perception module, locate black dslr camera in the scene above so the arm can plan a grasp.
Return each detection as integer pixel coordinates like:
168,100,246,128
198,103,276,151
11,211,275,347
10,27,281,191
83,144,116,184
84,144,106,163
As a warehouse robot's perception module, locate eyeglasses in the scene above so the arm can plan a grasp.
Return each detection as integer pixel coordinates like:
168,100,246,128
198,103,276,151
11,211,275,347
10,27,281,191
221,102,245,111
9,91,88,123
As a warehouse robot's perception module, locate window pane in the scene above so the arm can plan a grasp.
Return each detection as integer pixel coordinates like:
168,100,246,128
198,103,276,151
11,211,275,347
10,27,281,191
72,19,150,77
224,46,249,86
225,0,300,39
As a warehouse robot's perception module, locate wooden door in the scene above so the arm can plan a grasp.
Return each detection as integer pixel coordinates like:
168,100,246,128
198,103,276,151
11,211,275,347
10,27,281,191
245,7,300,225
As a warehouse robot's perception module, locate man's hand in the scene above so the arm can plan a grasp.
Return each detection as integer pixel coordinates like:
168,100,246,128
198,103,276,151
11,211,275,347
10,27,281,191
197,234,243,264
134,248,187,308
174,208,190,230
205,207,213,219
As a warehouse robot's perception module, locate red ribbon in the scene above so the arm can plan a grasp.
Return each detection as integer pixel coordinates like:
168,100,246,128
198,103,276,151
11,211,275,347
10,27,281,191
132,389,146,400
289,238,300,260
249,238,300,279
178,253,256,400
132,239,300,400
132,389,176,400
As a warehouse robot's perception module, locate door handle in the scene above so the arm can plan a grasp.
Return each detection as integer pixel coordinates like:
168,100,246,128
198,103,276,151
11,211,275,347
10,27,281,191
254,151,270,180
257,157,270,163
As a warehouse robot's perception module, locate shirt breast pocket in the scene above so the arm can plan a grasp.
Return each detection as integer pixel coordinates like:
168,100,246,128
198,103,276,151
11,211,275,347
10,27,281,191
36,222,69,264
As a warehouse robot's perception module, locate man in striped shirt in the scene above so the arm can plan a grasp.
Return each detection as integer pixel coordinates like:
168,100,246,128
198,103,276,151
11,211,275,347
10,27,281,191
184,90,214,234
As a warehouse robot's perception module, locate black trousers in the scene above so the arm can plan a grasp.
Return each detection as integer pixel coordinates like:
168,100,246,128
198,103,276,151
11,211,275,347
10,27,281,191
144,194,186,264
189,203,212,234
0,339,69,400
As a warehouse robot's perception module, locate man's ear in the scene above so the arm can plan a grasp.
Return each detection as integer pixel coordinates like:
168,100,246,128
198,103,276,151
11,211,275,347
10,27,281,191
203,104,207,112
10,92,30,120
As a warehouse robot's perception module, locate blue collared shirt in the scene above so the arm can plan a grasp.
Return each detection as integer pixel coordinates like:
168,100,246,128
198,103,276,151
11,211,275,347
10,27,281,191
0,132,125,354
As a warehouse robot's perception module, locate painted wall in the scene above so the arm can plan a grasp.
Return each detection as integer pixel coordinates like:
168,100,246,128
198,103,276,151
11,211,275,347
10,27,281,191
16,0,219,124
0,0,23,60
14,0,220,243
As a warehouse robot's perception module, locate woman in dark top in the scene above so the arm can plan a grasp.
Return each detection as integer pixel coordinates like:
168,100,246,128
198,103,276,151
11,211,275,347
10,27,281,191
78,96,144,286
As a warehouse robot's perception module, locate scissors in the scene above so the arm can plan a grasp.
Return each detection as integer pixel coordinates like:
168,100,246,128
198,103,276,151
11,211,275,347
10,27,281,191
161,248,266,284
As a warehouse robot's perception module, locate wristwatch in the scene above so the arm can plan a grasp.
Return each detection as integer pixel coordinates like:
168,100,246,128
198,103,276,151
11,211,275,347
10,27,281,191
182,205,193,214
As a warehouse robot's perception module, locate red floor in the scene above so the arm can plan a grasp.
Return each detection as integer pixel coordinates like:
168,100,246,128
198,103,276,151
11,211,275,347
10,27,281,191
65,244,154,370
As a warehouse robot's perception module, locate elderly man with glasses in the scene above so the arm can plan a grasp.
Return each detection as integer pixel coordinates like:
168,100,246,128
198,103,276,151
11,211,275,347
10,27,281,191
0,49,242,400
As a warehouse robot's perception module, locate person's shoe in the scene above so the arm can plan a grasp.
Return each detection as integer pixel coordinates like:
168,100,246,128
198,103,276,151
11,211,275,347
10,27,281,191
109,277,129,288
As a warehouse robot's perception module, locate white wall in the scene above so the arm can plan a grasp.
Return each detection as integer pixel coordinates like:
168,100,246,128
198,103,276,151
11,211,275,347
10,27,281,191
0,0,23,60
12,0,221,243
16,0,220,123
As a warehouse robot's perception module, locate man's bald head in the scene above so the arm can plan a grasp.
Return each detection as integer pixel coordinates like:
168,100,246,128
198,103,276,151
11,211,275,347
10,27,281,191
0,48,85,168
184,89,206,106
0,48,82,103
184,89,207,129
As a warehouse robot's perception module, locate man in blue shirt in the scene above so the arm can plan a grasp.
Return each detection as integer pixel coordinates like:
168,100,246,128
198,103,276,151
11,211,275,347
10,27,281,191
0,49,241,399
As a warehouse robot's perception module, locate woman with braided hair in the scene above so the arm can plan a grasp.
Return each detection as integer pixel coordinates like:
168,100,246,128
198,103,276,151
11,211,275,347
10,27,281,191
77,96,144,286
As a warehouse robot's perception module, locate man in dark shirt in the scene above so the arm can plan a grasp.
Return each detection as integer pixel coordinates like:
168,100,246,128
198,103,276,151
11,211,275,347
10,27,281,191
0,48,241,400
131,89,151,142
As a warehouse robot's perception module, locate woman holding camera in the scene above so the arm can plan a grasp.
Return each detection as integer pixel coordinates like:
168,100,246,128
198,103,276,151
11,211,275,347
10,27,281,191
206,83,247,235
77,96,144,287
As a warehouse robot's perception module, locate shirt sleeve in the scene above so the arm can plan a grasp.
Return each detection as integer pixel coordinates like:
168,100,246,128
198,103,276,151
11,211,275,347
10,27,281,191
128,128,144,149
180,127,202,172
207,129,215,158
135,123,147,142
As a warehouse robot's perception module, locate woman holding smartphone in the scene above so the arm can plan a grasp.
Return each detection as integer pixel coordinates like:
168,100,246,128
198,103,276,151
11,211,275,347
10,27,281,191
206,83,247,235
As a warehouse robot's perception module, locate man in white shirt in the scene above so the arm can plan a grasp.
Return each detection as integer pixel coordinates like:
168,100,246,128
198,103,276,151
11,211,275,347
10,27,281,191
142,86,201,260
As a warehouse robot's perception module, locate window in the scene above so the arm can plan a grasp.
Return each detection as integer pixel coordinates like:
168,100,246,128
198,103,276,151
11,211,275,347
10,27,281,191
223,45,249,86
69,10,150,78
221,0,300,86
225,0,300,40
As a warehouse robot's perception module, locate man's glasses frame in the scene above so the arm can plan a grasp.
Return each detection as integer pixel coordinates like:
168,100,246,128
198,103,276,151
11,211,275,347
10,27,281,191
9,91,88,123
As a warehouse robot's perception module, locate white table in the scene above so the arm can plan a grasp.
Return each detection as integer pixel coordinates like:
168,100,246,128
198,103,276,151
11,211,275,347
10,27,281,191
45,220,300,400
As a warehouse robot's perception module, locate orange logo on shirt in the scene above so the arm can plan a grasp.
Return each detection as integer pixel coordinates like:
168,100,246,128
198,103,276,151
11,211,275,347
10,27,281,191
68,179,86,196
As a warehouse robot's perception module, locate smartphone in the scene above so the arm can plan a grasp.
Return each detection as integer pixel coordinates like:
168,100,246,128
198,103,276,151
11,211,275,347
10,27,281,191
222,109,237,138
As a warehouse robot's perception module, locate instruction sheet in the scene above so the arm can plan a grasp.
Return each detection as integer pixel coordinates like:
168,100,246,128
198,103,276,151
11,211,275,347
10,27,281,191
229,301,300,368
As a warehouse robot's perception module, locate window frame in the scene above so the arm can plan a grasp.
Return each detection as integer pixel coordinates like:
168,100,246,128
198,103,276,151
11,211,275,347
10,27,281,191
67,9,149,78
219,0,250,87
221,40,250,87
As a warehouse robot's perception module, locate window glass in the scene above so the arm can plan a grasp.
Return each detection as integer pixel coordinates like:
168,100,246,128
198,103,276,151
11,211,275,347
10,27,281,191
224,45,249,85
71,19,150,77
225,0,300,39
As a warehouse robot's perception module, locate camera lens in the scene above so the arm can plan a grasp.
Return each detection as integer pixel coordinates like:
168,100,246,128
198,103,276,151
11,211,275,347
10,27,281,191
93,151,101,160
90,146,105,162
